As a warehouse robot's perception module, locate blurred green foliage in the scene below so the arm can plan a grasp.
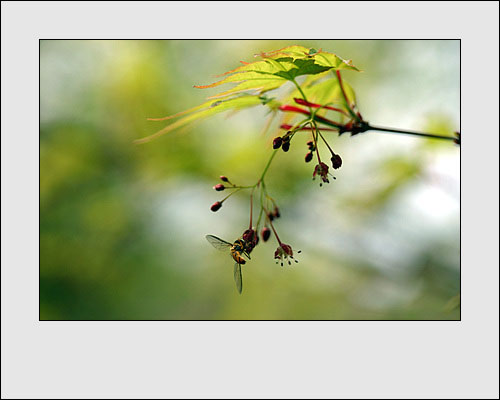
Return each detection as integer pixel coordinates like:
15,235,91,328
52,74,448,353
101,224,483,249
40,40,460,320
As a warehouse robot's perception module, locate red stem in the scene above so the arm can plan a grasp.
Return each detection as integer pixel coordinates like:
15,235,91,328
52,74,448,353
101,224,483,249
280,124,336,131
293,98,349,117
279,105,343,128
279,105,310,116
266,212,282,245
312,126,322,164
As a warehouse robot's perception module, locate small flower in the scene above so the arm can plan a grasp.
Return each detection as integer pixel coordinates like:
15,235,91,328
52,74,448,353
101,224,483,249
220,175,229,182
273,137,283,149
305,152,313,163
210,201,222,212
266,211,275,221
213,183,225,191
307,141,315,151
261,227,271,242
313,162,330,184
330,153,342,169
274,243,299,266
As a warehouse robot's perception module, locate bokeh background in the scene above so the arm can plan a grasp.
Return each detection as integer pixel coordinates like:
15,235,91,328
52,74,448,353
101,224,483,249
40,40,460,320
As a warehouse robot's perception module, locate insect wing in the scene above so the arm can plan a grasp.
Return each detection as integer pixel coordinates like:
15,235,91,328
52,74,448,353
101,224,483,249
233,262,243,294
206,235,232,251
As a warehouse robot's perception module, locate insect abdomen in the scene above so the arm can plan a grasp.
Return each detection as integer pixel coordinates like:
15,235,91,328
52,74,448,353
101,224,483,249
231,249,246,264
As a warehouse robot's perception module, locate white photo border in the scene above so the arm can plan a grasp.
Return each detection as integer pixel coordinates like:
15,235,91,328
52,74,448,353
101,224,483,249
2,1,499,398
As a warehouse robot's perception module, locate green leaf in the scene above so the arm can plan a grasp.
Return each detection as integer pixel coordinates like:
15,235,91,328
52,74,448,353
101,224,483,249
272,58,332,80
313,52,359,71
258,45,313,60
135,95,263,144
194,61,291,99
205,75,288,99
194,46,359,99
260,45,360,71
279,73,356,126
138,45,360,143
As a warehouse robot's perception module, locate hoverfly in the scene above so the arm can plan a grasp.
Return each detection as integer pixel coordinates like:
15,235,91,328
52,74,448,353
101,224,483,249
206,235,251,294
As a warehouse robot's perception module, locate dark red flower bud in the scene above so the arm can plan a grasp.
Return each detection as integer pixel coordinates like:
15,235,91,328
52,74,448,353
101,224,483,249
242,229,255,242
267,212,274,221
261,227,271,242
282,141,290,152
243,228,258,254
273,206,280,218
330,153,342,169
454,132,460,145
305,152,313,163
210,201,222,212
273,137,283,149
213,183,225,191
220,175,229,182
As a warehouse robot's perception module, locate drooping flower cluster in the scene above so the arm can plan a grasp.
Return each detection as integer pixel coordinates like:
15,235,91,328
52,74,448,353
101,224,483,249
209,174,299,268
206,72,366,271
143,47,459,294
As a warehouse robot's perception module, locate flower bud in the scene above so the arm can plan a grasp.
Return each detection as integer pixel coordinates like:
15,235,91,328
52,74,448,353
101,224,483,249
330,153,342,169
273,206,280,219
305,152,313,163
220,175,229,182
273,137,283,149
213,184,225,191
210,201,222,212
242,229,255,242
261,227,271,242
282,141,290,152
